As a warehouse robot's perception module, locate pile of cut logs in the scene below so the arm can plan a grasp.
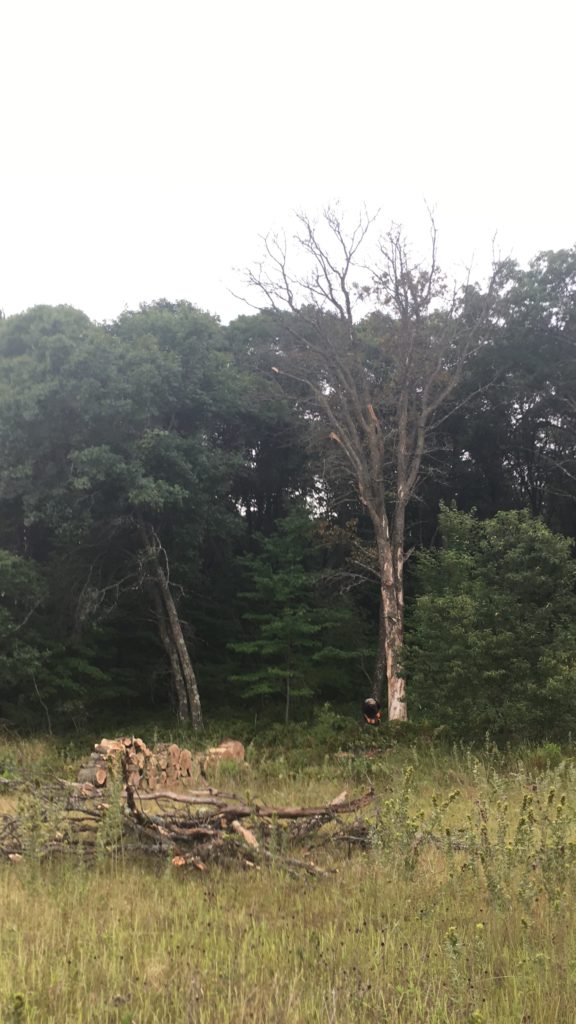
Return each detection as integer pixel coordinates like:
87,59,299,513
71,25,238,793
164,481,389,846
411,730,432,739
77,737,200,791
76,736,245,791
0,736,374,874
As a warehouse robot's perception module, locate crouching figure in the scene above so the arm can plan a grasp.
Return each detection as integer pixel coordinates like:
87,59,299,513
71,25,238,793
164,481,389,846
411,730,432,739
362,696,382,725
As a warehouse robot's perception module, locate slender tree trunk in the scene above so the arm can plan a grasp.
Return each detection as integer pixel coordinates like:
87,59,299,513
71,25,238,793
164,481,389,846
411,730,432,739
154,559,203,732
151,586,190,722
140,523,203,731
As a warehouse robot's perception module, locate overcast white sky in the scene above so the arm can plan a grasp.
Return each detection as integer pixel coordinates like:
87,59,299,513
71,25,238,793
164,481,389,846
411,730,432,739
1,0,575,324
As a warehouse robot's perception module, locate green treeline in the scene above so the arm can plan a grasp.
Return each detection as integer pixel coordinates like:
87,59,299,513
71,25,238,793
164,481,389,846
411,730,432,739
1,222,576,739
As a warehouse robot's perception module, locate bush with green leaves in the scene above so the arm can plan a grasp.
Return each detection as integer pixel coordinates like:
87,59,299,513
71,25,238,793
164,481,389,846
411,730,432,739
406,505,576,739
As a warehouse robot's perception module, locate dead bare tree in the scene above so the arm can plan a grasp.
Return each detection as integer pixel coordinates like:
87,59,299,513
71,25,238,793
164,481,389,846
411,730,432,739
246,207,497,720
138,521,203,730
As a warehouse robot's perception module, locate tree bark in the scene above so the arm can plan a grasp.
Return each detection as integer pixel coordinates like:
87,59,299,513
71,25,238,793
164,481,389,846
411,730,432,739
375,514,407,721
373,603,387,703
381,585,406,720
155,564,203,731
140,523,203,731
152,585,190,722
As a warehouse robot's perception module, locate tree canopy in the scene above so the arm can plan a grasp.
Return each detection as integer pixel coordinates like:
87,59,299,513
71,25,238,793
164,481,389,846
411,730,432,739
1,223,576,739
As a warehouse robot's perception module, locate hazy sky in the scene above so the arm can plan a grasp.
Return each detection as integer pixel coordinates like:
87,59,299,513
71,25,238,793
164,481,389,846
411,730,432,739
1,0,574,324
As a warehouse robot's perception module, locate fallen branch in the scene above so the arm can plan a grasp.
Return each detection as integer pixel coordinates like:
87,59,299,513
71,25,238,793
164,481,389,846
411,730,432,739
134,787,374,821
0,740,376,874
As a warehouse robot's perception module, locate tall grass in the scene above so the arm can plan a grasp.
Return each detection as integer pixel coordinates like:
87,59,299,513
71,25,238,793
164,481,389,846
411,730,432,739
2,735,576,1022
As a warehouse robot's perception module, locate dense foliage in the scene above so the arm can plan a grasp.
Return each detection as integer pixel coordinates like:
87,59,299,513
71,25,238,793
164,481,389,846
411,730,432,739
407,506,576,739
1,236,576,738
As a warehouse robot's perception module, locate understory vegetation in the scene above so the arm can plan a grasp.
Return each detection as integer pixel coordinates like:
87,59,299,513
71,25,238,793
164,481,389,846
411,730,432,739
2,733,576,1022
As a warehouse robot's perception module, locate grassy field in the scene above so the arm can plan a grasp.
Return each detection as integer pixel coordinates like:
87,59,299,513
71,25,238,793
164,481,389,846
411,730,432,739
1,733,576,1023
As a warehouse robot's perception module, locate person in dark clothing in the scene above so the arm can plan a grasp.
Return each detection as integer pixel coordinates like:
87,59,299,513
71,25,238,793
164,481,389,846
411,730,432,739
363,696,382,725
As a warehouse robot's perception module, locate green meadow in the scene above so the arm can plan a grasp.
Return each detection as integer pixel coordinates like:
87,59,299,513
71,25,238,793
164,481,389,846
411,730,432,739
2,734,576,1023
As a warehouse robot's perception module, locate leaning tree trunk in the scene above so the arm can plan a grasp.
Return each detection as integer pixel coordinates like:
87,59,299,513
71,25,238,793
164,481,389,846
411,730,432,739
151,586,190,722
154,567,203,731
140,523,203,731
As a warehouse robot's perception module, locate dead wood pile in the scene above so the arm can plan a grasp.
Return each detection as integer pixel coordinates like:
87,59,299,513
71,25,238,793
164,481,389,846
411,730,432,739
77,737,197,790
0,738,374,875
76,736,245,791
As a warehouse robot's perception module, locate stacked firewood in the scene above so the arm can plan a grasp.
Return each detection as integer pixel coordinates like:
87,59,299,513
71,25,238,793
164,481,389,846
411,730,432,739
76,736,244,791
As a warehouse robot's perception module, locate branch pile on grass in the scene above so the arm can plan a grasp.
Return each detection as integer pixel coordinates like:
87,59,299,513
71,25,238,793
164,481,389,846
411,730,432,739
123,779,374,873
0,739,374,874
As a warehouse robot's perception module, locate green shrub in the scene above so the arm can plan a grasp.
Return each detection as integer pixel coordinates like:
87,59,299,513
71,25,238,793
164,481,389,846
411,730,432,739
407,507,576,740
522,741,565,773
